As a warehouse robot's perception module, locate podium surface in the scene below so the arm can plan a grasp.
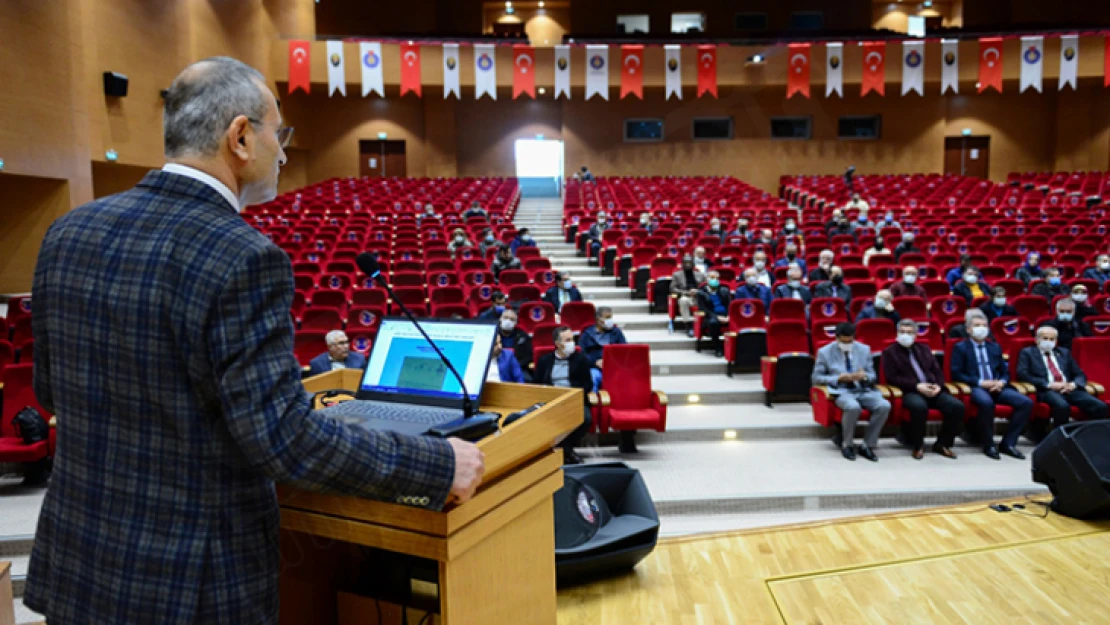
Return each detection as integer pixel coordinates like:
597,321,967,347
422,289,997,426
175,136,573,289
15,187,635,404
278,370,582,625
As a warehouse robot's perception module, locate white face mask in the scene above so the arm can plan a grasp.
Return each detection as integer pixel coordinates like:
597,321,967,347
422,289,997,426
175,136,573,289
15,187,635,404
455,235,465,243
602,318,615,330
561,340,576,354
837,341,853,353
1039,340,1056,353
993,297,1007,307
964,274,978,284
1101,262,1110,271
896,333,915,348
1072,293,1088,303
500,319,516,332
754,261,766,270
562,279,573,290
522,234,532,242
971,326,990,340
746,276,758,287
904,274,917,284
875,298,890,310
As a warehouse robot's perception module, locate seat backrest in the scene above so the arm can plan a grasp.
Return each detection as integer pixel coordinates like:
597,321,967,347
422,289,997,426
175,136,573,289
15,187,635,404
929,296,966,328
990,316,1030,355
518,302,557,334
300,308,344,331
1084,315,1110,336
856,318,896,354
507,285,541,303
811,320,839,350
1073,337,1110,387
531,322,560,348
1013,295,1049,323
892,296,927,322
560,302,597,333
769,298,806,321
728,299,767,331
293,331,329,367
603,345,653,410
499,269,530,286
810,297,846,322
767,320,810,355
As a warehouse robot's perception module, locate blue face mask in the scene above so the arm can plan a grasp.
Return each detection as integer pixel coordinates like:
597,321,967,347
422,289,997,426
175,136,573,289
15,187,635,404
707,279,720,289
1048,277,1061,286
1058,312,1073,322
858,216,868,224
494,305,505,314
562,280,573,290
885,215,893,222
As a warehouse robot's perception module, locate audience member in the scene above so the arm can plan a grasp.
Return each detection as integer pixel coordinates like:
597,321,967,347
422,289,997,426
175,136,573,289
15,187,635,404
533,326,592,464
812,322,890,462
578,306,628,391
671,255,706,337
824,209,844,235
892,232,921,262
705,218,725,242
638,212,656,234
586,211,608,259
1042,298,1092,349
844,192,870,212
1031,267,1069,302
696,270,732,357
497,309,533,378
813,266,852,303
779,218,800,241
579,166,595,182
774,243,807,274
692,246,712,273
478,228,499,256
729,218,752,241
735,268,773,311
979,287,1018,322
774,267,813,305
417,204,439,224
1082,254,1110,288
462,200,488,220
829,215,856,240
949,310,1032,460
479,291,508,320
543,270,583,312
1014,252,1045,285
447,227,473,259
750,251,773,287
491,245,521,281
883,319,965,459
945,254,974,287
1071,285,1096,321
856,290,900,323
307,330,367,376
487,333,525,384
889,266,927,299
877,211,901,230
755,229,778,251
953,266,989,305
862,237,891,267
809,249,836,282
948,307,977,341
854,211,875,231
509,228,535,255
1017,326,1109,428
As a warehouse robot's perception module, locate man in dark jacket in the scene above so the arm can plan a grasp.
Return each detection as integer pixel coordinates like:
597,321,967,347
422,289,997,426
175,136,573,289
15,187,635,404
952,268,990,305
497,308,533,379
696,270,732,357
307,330,368,376
578,306,628,391
543,270,583,312
813,266,852,304
882,319,965,459
892,232,921,262
1041,298,1092,350
773,267,813,305
534,326,594,464
586,211,609,259
979,287,1018,323
889,266,927,300
1018,325,1108,427
1030,267,1070,302
856,290,901,324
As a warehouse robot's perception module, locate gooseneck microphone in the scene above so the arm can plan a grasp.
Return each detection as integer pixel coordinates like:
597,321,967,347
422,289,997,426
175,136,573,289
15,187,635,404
356,252,476,419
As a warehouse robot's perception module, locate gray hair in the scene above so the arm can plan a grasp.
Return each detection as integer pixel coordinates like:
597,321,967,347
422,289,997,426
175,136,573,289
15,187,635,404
965,309,988,324
164,57,268,158
596,306,613,319
325,330,347,346
1056,297,1075,313
897,319,917,331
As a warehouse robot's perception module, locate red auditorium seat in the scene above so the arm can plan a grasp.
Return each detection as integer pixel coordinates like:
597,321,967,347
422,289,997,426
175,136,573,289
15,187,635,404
760,320,814,407
990,317,1030,356
430,303,471,319
309,290,349,319
1073,337,1110,395
348,333,373,356
929,296,966,330
892,297,928,323
1012,296,1049,327
594,344,667,437
507,285,541,303
352,288,388,308
856,319,896,355
646,258,678,313
392,286,429,315
560,302,597,334
811,378,895,431
810,297,847,323
468,284,496,316
723,299,768,375
0,364,53,464
10,318,33,347
0,341,13,378
462,270,496,288
0,317,8,342
517,302,556,334
1085,316,1110,336
498,269,530,287
768,299,806,324
531,322,560,350
810,319,840,352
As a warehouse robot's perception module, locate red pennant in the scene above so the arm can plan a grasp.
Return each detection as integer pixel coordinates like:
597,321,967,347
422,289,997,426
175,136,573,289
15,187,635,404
979,37,1003,93
620,45,644,99
697,45,717,98
400,42,422,97
861,42,886,96
786,43,811,99
512,45,535,99
1105,36,1110,88
288,40,310,95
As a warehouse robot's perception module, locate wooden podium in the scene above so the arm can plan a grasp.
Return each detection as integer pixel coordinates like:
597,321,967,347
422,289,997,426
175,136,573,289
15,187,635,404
277,369,583,625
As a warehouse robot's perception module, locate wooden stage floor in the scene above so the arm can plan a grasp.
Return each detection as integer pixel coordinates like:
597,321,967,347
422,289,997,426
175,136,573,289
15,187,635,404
556,499,1110,625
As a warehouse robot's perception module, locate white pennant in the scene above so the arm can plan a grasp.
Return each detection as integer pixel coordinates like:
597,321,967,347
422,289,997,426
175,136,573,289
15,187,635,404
825,42,843,97
360,42,384,97
1020,36,1044,93
941,39,959,95
474,44,497,100
442,44,460,99
585,45,609,100
326,41,346,96
664,45,682,100
1059,35,1079,91
554,45,571,99
901,41,924,96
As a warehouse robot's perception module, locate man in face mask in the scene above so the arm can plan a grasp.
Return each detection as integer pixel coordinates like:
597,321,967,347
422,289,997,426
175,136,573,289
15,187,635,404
945,254,973,287
1018,326,1109,429
692,246,712,273
856,289,901,323
671,255,706,337
637,212,655,234
893,232,920,262
890,266,927,300
579,306,628,391
855,210,875,231
814,265,852,304
779,219,799,241
1031,267,1070,302
757,229,778,250
774,267,813,305
510,227,535,255
978,287,1018,323
479,291,509,321
950,310,1032,460
706,218,724,242
750,251,773,287
809,249,836,282
1082,253,1110,289
418,204,439,224
863,236,890,267
448,227,473,260
697,270,732,357
491,245,521,281
880,211,901,230
953,266,989,305
542,270,583,313
812,322,890,461
497,308,533,378
1043,298,1092,350
735,266,773,310
1015,252,1045,285
585,211,608,261
478,227,499,256
774,243,807,275
1070,285,1096,321
825,209,844,235
462,200,489,221
729,218,751,243
534,326,593,464
883,319,965,459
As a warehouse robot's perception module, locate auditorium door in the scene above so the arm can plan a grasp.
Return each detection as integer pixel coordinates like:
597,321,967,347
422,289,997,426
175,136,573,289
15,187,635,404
359,140,407,178
944,136,990,179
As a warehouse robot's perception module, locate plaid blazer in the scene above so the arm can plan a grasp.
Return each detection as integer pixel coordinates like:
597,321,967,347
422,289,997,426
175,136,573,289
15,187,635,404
24,171,456,624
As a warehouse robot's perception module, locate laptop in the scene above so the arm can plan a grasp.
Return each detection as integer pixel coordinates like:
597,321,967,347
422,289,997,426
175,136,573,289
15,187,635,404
318,317,499,437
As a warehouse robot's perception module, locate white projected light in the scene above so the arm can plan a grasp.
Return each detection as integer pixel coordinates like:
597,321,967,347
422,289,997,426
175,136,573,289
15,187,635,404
514,139,563,178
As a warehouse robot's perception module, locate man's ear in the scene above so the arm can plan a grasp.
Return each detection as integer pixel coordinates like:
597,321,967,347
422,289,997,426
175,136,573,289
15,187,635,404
227,115,252,161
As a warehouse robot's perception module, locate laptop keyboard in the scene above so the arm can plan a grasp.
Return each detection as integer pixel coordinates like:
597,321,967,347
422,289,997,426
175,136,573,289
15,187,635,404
321,400,461,425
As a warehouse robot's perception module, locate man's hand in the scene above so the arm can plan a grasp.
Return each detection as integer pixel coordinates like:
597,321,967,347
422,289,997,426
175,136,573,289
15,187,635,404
916,383,933,396
1064,382,1077,394
447,438,485,505
688,289,698,297
596,359,603,369
851,371,868,382
838,373,855,384
1048,381,1066,392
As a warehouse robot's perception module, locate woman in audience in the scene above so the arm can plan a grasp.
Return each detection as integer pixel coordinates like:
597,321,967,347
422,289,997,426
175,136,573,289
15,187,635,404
1071,285,1097,321
487,333,525,384
447,227,474,259
1015,252,1045,285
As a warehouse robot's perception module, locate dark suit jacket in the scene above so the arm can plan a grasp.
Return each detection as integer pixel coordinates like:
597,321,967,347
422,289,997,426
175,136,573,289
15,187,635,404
979,302,1019,323
893,243,921,261
1031,282,1070,302
534,351,592,402
773,284,813,305
499,327,534,370
25,171,456,624
308,351,367,377
578,326,629,367
587,223,607,242
697,285,733,318
950,339,1009,387
1041,318,1092,350
953,279,991,305
813,282,853,303
733,284,772,310
1083,267,1110,287
543,285,583,312
881,342,948,394
808,266,832,282
1017,346,1087,392
856,306,901,324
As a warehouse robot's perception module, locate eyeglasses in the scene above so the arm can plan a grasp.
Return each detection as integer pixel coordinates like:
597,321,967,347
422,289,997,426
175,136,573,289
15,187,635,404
246,117,295,148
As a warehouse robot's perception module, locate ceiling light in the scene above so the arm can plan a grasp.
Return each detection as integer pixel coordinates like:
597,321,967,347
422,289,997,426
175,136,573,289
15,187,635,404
538,0,545,5
748,54,765,64
537,86,546,94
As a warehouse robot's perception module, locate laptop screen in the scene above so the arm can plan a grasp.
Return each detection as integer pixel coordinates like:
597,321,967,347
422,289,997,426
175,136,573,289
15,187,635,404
359,318,498,405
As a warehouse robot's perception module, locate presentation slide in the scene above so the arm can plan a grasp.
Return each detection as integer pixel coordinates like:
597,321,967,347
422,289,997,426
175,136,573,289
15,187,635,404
360,319,496,400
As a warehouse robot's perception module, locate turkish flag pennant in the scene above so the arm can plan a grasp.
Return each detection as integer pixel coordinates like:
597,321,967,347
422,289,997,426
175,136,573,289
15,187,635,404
786,43,810,99
696,45,717,98
1105,36,1110,88
512,45,535,99
979,37,1004,93
621,45,644,99
288,40,310,95
861,42,886,96
400,42,422,97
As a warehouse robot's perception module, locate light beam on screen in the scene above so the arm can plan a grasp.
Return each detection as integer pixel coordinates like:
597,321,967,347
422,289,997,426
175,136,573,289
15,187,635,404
514,138,563,178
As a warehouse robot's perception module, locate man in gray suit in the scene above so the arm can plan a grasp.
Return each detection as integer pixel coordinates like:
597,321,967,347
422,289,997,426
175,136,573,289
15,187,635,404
812,322,891,462
670,255,706,337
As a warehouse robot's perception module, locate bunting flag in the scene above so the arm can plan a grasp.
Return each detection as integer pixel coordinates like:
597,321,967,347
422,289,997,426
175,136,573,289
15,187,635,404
474,44,496,100
979,37,1003,93
554,44,571,99
941,39,959,95
901,41,924,96
400,42,422,97
360,42,384,97
696,45,717,97
288,40,310,95
786,43,810,99
861,42,886,97
826,42,843,97
1019,36,1043,93
621,45,644,99
664,45,682,100
585,45,609,100
512,45,535,99
326,41,346,96
442,43,460,99
1059,35,1078,91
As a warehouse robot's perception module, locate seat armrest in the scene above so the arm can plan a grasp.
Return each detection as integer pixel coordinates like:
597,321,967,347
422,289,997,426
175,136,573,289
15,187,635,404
954,382,972,395
589,390,611,406
944,383,962,396
49,417,57,428
652,390,669,406
881,384,903,398
1011,382,1036,394
1087,382,1104,396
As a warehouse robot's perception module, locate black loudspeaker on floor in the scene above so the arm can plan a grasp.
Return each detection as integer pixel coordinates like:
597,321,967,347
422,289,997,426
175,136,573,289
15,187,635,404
1032,420,1110,519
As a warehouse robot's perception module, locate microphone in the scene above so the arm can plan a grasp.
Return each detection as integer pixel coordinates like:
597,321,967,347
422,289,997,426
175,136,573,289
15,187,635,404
357,253,477,419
